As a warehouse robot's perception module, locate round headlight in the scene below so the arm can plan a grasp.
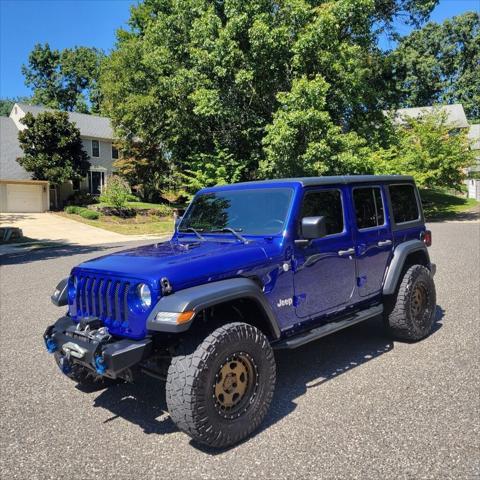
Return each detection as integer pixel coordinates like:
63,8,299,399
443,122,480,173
137,283,152,308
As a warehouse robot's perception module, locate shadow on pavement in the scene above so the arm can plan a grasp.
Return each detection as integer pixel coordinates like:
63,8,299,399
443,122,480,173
91,306,445,451
0,213,38,223
0,242,132,266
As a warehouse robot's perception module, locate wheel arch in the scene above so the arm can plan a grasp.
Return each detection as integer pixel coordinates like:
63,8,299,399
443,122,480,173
383,240,432,296
146,277,281,339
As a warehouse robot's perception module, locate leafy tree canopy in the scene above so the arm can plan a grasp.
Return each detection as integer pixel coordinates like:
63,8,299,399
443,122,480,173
391,12,480,120
372,111,475,190
101,0,437,193
22,43,105,113
17,111,90,185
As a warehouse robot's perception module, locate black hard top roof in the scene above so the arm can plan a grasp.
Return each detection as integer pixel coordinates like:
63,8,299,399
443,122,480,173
234,175,415,187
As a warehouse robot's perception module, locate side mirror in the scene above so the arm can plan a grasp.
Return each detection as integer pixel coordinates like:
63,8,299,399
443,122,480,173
295,216,327,246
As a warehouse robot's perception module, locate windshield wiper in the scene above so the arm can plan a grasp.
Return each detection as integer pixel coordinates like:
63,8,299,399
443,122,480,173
178,227,205,240
208,227,248,243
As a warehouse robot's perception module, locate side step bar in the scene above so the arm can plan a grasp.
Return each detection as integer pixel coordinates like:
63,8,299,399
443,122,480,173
273,304,384,350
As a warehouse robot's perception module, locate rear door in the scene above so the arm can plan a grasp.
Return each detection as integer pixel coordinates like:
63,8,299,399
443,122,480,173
352,185,393,297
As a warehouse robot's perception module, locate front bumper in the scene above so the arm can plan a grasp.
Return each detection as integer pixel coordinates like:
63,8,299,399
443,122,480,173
44,317,152,378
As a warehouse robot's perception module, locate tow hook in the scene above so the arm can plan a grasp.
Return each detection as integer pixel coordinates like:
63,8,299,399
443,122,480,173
94,355,106,375
58,354,72,375
45,337,58,353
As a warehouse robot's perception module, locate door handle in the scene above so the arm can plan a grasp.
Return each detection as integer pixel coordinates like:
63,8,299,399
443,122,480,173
377,240,393,247
338,248,355,257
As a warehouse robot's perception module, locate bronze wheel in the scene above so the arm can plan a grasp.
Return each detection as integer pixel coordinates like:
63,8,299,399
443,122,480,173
166,322,276,448
213,352,258,419
385,264,436,341
410,283,427,318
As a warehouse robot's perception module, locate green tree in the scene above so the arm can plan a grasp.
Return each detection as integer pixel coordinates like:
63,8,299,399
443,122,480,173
261,76,374,177
101,0,436,192
391,12,480,120
22,43,104,113
372,111,475,190
17,111,90,185
99,175,132,207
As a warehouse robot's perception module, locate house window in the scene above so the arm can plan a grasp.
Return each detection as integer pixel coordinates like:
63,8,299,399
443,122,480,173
112,145,119,159
92,140,100,157
88,171,105,194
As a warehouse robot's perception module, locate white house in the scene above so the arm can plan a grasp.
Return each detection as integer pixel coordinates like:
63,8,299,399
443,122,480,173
0,103,119,212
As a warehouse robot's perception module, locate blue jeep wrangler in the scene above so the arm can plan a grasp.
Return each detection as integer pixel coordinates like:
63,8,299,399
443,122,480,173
45,175,436,447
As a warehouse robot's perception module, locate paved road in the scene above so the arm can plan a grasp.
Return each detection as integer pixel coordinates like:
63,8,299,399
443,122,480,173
1,222,479,479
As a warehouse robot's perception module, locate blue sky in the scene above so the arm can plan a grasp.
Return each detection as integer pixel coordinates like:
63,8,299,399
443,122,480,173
1,0,478,99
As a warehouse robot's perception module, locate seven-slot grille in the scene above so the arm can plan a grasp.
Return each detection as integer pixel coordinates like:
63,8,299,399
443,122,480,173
73,274,131,325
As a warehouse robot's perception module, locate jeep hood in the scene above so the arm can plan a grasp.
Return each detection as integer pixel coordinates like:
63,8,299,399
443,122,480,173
74,239,272,291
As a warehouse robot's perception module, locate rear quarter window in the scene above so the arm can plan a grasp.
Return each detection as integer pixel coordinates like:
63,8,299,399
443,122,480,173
389,184,420,223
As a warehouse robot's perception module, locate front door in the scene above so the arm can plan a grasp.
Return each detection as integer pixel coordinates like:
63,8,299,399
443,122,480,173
89,171,105,194
352,186,393,297
293,187,356,319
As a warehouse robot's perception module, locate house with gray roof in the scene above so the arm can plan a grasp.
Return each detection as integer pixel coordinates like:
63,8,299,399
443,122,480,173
1,103,119,212
389,104,470,129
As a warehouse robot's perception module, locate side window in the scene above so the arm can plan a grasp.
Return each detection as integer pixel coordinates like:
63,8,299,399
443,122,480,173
301,190,344,235
389,184,419,223
112,145,119,159
353,187,385,229
92,140,100,157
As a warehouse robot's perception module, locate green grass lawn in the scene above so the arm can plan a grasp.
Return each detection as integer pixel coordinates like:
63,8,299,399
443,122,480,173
57,211,173,235
420,189,479,220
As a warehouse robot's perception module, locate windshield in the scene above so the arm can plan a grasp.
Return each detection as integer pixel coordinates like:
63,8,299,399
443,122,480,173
179,188,294,236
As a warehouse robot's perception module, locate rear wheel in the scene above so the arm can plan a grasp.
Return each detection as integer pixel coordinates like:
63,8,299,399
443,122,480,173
385,264,436,341
166,322,276,448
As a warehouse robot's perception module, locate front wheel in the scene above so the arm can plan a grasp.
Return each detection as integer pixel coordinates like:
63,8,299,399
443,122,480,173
385,264,437,341
166,322,276,448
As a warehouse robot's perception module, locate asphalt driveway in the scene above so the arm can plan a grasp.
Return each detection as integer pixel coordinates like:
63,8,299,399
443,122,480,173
0,221,478,479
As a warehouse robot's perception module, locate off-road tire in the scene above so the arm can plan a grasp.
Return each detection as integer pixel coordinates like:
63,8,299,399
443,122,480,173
166,322,276,448
385,264,436,341
54,352,115,387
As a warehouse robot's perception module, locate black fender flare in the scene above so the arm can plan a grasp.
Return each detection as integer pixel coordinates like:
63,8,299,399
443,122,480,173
383,240,433,295
51,278,68,307
146,277,280,338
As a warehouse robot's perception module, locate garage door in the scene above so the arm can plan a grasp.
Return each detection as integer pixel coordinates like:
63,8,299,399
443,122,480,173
6,183,44,212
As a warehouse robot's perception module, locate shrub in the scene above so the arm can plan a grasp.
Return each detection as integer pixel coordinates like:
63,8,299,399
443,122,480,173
99,206,136,218
79,209,99,220
99,176,131,207
64,205,80,214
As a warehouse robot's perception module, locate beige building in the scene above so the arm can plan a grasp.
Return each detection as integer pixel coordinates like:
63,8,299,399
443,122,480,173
0,103,119,212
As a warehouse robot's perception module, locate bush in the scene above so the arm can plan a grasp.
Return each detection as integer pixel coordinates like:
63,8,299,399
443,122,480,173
99,206,136,218
66,191,98,206
64,205,80,214
79,209,100,220
99,176,131,207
